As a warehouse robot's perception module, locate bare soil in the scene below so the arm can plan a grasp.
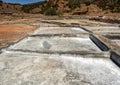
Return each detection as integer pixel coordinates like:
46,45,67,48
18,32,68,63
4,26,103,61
0,24,36,49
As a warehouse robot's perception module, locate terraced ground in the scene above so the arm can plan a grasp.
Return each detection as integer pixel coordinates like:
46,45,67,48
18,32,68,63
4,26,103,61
0,18,120,85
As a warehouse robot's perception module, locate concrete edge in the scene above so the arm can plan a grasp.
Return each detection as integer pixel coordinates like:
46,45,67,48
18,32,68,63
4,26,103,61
6,48,109,57
4,49,110,59
29,33,89,38
0,35,29,54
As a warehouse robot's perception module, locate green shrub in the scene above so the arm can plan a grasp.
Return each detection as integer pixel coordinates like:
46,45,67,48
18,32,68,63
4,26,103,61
44,7,57,15
97,0,120,12
84,1,90,6
68,0,81,10
57,11,63,16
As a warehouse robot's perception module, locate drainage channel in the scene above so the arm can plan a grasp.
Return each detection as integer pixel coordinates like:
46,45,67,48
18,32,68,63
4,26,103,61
105,34,120,40
110,51,120,67
89,34,109,51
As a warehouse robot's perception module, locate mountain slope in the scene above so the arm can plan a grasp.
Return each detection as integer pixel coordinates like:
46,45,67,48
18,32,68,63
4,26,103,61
0,1,23,14
0,0,120,15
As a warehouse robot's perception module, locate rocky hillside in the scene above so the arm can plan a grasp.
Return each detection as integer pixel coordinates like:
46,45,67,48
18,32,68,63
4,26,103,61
0,0,120,15
0,0,23,14
22,0,120,15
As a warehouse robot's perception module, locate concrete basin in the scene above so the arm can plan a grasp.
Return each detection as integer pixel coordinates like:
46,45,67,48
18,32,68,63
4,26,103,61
0,52,119,85
8,37,101,54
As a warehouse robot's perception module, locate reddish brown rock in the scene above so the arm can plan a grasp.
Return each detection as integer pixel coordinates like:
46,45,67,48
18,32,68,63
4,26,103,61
49,0,69,13
87,4,102,14
7,4,14,9
2,3,8,9
0,3,23,14
72,4,88,15
14,4,22,11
